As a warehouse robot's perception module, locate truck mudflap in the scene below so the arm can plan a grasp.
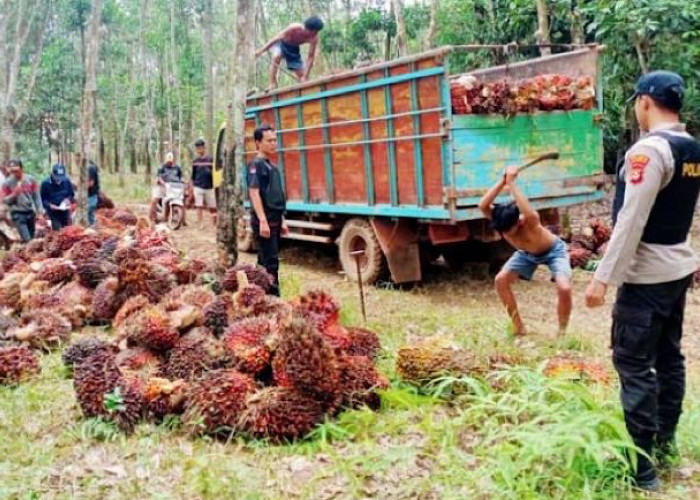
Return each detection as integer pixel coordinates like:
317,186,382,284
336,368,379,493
370,218,422,284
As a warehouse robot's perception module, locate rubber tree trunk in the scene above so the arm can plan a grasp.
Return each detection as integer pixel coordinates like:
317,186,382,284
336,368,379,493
78,0,101,226
217,0,256,269
535,0,551,56
203,0,214,148
425,0,439,49
391,0,408,57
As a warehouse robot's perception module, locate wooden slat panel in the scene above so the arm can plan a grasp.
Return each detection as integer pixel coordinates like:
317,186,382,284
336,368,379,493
366,85,390,205
279,105,302,201
327,91,366,203
389,65,417,205
301,99,327,202
417,73,444,206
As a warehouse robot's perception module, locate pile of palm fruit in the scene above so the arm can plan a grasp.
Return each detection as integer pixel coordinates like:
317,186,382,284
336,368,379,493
450,74,596,115
566,218,612,270
0,210,386,441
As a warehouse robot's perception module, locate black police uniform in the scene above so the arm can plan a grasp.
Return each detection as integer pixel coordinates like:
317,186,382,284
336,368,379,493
247,156,286,297
611,131,700,484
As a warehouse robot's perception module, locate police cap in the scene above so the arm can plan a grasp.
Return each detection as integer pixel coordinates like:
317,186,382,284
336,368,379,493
628,71,685,111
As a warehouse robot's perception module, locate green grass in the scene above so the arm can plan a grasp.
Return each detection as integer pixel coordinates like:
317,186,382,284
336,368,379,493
100,171,151,205
2,244,700,498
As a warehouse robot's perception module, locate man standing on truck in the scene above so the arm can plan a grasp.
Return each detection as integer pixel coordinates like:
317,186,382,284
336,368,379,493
585,71,698,492
478,167,572,337
247,124,289,297
255,16,324,90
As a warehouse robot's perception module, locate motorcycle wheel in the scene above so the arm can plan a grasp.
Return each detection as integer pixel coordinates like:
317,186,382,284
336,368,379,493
168,206,184,230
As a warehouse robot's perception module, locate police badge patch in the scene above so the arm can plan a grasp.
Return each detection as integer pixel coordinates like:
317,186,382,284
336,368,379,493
628,154,650,185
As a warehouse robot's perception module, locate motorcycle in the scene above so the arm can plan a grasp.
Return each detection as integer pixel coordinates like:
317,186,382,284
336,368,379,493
153,181,186,230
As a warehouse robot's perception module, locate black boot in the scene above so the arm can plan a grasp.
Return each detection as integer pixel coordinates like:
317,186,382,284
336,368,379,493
654,434,680,468
632,437,660,492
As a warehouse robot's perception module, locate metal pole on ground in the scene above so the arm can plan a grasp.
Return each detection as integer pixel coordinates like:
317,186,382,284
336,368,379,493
350,249,367,323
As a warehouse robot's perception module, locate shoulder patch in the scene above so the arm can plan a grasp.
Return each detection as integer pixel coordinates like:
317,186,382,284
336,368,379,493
629,154,649,185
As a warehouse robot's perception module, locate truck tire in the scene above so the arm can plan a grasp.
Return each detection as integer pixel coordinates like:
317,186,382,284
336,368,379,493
338,218,385,285
237,216,257,253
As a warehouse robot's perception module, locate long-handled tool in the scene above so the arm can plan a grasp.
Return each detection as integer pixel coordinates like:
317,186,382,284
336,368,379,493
516,151,560,173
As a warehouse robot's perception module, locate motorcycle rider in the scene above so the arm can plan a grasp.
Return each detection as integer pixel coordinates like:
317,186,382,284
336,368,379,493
150,152,183,223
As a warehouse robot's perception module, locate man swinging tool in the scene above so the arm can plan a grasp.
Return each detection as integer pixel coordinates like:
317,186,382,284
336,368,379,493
255,16,324,90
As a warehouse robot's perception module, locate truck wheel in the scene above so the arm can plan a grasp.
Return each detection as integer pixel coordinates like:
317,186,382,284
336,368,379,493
237,216,256,253
338,218,385,285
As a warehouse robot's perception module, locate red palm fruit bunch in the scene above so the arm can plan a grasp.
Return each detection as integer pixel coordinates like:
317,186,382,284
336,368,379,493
67,236,103,263
91,277,124,322
238,387,327,443
62,337,117,371
162,285,215,312
292,290,340,333
111,209,138,226
272,316,340,405
6,309,72,350
573,76,597,110
121,305,179,353
75,258,117,289
588,219,612,250
344,327,382,359
163,328,227,381
182,369,257,436
544,353,610,385
2,251,28,273
117,258,175,303
73,350,143,432
0,272,27,309
0,345,40,384
35,258,75,285
24,238,46,260
221,264,273,293
569,247,593,269
222,317,276,375
141,377,188,422
113,295,151,329
115,347,163,379
174,258,211,285
45,226,87,257
202,294,235,337
55,281,94,328
335,353,387,412
534,74,575,111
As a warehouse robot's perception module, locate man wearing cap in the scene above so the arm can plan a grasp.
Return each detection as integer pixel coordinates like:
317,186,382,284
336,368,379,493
191,139,216,226
149,152,183,223
2,159,44,242
585,71,699,491
41,164,75,231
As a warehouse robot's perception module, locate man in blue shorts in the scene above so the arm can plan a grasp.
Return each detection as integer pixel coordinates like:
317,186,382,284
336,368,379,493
255,16,324,90
479,166,572,336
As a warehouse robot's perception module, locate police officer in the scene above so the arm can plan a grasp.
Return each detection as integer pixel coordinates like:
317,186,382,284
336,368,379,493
585,71,699,491
247,124,288,296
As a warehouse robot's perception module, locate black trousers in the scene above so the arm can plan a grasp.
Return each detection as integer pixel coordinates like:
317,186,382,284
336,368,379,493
612,275,692,451
48,210,71,231
252,220,281,297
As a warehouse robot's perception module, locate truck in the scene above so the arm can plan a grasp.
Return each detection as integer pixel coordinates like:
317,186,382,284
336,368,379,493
214,45,605,285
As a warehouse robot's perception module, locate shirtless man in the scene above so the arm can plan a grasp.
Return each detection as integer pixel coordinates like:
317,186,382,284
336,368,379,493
255,16,324,90
479,166,572,336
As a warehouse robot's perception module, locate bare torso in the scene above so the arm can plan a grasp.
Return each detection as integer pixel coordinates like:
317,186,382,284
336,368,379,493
282,24,318,46
502,217,556,255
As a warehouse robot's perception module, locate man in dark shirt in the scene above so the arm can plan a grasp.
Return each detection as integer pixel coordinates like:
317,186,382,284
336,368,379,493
150,152,183,223
75,152,100,227
247,124,288,296
191,138,216,226
40,164,75,230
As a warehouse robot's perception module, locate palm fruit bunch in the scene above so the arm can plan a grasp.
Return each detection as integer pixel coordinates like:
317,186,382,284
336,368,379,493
174,258,211,285
0,272,28,309
18,279,56,311
76,258,117,289
221,264,273,293
34,258,75,284
449,75,483,114
6,309,72,350
163,328,227,380
117,258,175,303
120,305,179,352
115,347,163,378
141,377,188,422
111,209,138,226
162,300,200,332
396,338,486,383
292,290,340,334
202,294,235,336
222,317,275,375
569,247,593,269
45,226,87,257
67,236,103,263
238,387,327,442
0,345,40,384
73,350,143,432
335,354,388,411
113,295,150,329
543,353,610,385
231,273,269,319
272,317,340,404
62,338,117,371
0,313,19,337
344,327,382,359
54,281,94,328
162,284,215,312
91,277,124,322
96,236,119,262
589,219,612,250
183,369,257,436
2,251,28,273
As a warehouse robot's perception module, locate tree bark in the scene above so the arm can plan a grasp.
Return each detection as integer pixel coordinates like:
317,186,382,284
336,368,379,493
203,0,214,148
570,1,584,45
78,0,102,226
535,0,551,56
425,0,439,49
170,2,183,163
217,0,256,268
391,0,408,57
